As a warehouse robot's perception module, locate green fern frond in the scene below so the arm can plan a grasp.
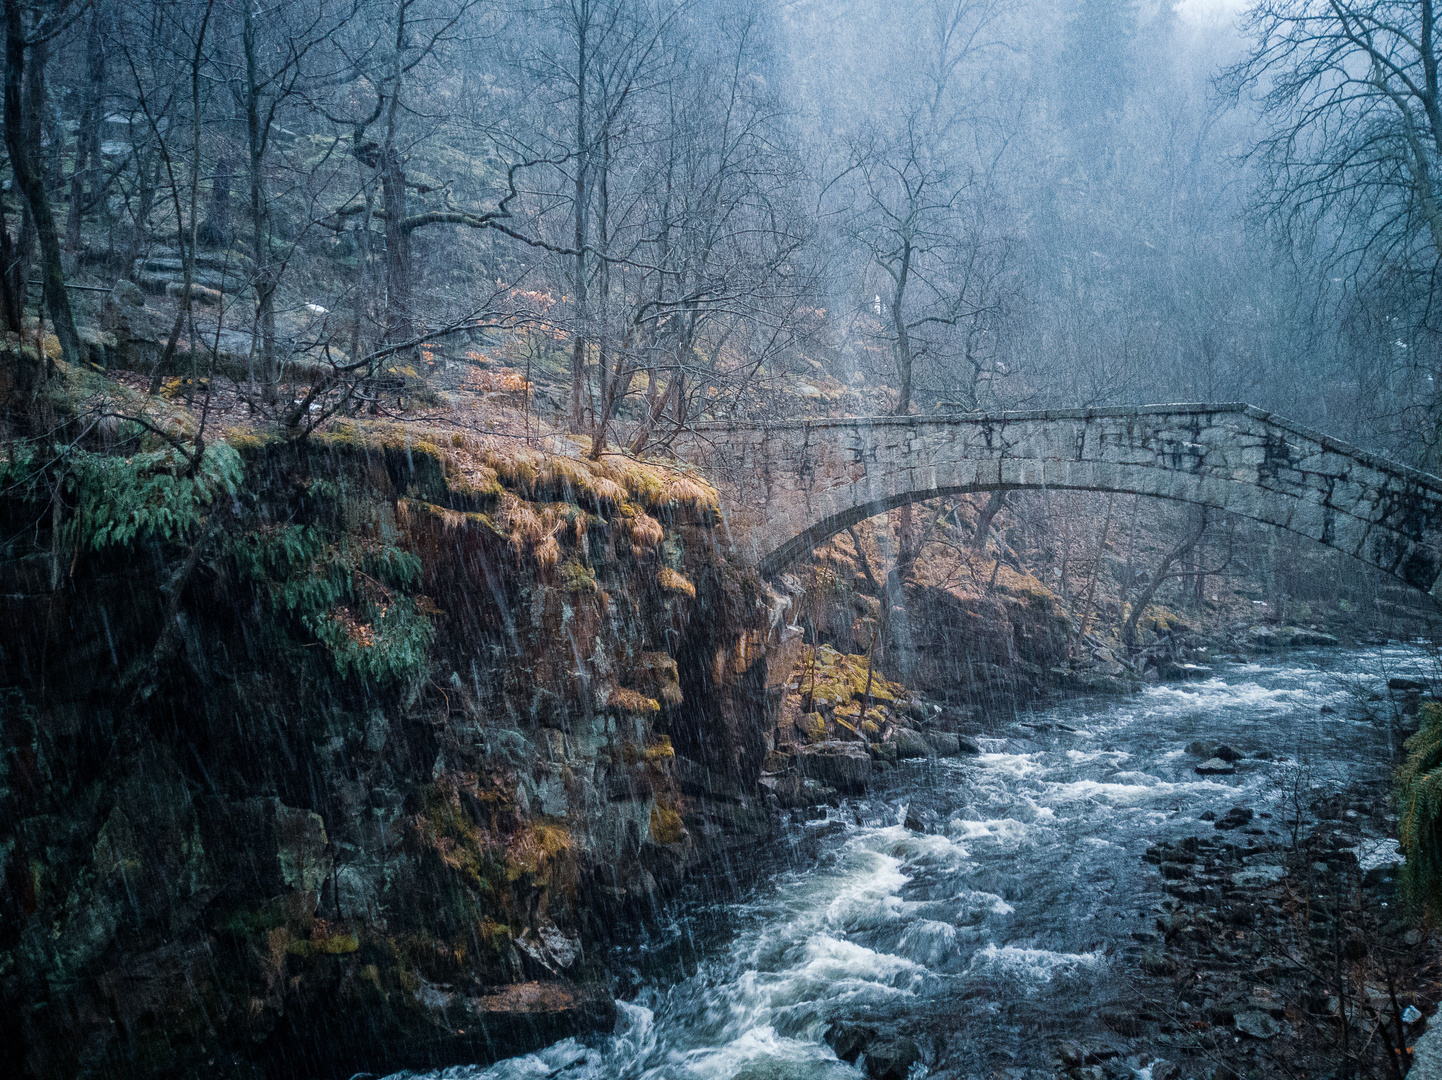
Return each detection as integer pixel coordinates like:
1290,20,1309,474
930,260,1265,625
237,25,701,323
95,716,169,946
1395,702,1442,916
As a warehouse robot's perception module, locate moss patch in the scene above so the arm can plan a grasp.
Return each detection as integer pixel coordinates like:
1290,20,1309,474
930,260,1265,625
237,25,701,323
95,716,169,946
649,803,685,845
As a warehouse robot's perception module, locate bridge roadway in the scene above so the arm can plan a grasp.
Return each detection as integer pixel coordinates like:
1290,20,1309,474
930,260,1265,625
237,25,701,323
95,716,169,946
672,403,1442,595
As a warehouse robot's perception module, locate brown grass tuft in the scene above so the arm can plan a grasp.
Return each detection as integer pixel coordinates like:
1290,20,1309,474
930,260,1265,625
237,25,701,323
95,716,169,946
656,567,696,599
627,509,664,548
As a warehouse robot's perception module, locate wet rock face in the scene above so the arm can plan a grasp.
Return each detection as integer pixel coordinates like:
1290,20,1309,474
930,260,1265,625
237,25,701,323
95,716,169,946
0,441,790,1080
795,741,873,793
900,583,1072,698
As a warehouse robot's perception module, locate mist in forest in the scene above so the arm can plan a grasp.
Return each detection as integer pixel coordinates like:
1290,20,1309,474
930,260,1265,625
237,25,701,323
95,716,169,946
7,0,1436,465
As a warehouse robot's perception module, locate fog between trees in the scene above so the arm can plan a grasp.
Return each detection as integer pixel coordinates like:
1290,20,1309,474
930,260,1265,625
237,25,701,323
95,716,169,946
5,0,1440,469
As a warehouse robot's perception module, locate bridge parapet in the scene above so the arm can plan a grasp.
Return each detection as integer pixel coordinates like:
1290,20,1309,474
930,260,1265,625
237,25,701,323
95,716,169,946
673,403,1442,594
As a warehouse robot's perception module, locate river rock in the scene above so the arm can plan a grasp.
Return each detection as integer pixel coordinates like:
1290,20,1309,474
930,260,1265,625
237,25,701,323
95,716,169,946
1233,1009,1282,1039
1231,865,1286,887
1411,1023,1442,1080
863,1037,921,1080
823,1023,921,1080
1247,626,1283,649
890,728,933,759
1195,757,1235,776
1185,739,1211,756
796,711,827,743
466,981,618,1050
796,741,872,792
1291,630,1340,646
1390,677,1429,691
1140,951,1174,976
1214,806,1254,830
924,731,958,755
1212,743,1243,762
761,774,834,808
825,1022,878,1064
1098,1006,1145,1036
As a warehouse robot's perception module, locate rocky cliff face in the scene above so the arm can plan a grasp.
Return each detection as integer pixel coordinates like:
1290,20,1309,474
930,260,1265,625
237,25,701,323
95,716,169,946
0,425,793,1080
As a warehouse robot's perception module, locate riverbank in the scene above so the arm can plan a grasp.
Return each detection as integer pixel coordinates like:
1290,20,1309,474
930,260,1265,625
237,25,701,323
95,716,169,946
424,646,1439,1080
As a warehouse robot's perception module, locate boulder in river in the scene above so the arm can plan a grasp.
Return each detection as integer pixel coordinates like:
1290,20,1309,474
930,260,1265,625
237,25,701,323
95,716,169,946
1056,1041,1087,1068
823,1022,919,1080
825,1022,878,1064
1140,951,1175,976
1247,626,1283,649
1389,677,1429,691
925,731,961,756
1185,739,1211,756
1214,806,1254,830
796,741,872,792
1212,744,1243,762
890,728,933,759
1195,757,1236,775
863,1037,921,1080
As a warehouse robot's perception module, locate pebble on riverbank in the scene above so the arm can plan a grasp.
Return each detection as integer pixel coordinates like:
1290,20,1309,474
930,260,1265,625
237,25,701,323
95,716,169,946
1056,789,1442,1080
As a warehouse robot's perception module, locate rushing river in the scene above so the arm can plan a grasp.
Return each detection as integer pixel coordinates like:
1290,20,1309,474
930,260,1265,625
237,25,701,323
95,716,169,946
399,646,1430,1080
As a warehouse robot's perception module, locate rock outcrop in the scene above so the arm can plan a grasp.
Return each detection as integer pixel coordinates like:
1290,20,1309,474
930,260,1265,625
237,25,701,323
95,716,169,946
0,427,797,1079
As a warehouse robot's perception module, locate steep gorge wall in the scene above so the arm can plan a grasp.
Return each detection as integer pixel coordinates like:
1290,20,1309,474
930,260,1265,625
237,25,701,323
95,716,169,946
0,428,793,1080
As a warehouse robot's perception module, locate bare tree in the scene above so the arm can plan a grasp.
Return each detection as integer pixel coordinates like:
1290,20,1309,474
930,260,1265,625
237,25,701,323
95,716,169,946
4,0,81,371
1122,506,1209,648
1229,0,1442,272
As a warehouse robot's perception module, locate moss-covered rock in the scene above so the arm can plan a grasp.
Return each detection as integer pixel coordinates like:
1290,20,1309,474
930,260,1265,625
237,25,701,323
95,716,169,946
0,404,783,1080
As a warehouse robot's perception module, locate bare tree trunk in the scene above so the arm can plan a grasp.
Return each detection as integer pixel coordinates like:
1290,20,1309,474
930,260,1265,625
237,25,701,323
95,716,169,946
889,238,914,415
243,0,277,396
971,489,1007,551
380,2,412,351
570,6,589,432
588,135,613,459
380,150,410,343
200,155,231,247
4,0,79,369
66,6,104,253
1074,493,1114,648
154,0,214,392
0,191,25,333
1119,494,1141,614
887,239,919,583
1123,509,1208,648
123,151,158,283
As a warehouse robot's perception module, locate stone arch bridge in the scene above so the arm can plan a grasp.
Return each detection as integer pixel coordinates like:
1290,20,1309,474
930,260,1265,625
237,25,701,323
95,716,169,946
674,403,1442,596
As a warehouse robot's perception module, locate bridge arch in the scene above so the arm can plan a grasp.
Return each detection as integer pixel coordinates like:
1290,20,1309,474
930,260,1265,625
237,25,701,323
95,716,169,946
675,404,1442,594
